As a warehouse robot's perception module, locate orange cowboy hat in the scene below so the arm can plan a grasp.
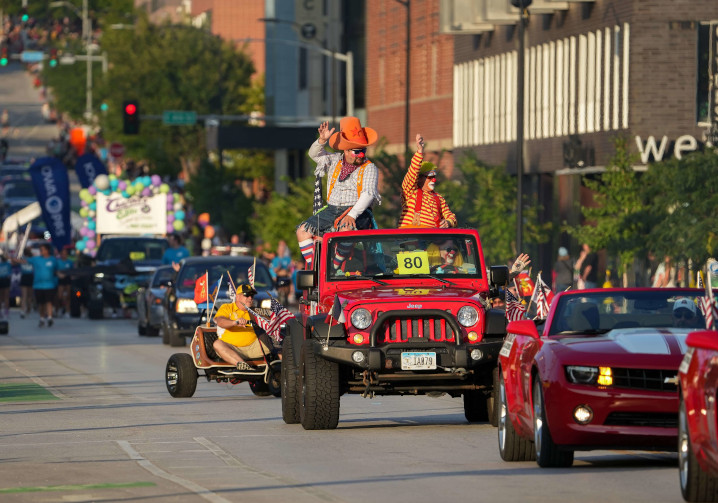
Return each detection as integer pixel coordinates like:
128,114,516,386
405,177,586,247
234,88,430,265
329,117,378,151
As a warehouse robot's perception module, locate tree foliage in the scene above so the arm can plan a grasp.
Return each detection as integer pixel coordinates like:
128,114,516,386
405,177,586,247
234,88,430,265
567,136,645,280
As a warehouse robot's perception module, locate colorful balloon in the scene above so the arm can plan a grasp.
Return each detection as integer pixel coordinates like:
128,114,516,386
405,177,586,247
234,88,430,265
166,223,174,234
88,186,97,195
197,213,210,227
85,239,95,250
76,241,86,251
174,210,185,221
204,225,215,239
159,183,170,194
151,174,161,186
173,220,185,231
118,180,126,191
94,174,109,190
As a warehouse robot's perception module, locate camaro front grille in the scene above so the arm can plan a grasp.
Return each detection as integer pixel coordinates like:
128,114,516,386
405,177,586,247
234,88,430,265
379,317,456,343
611,368,678,393
604,412,677,428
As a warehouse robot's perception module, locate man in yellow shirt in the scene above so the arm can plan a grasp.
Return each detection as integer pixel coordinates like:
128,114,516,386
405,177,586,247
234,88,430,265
213,283,270,370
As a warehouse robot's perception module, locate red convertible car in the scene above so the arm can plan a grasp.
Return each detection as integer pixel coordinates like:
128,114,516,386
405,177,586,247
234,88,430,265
498,288,706,467
678,329,718,501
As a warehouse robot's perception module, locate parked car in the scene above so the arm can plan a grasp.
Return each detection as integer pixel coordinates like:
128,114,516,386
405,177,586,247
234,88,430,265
678,328,718,502
497,288,706,468
162,256,276,347
87,236,168,319
137,265,174,336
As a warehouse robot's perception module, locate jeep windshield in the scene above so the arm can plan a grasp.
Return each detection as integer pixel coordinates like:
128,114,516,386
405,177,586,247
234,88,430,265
96,238,168,262
325,233,483,281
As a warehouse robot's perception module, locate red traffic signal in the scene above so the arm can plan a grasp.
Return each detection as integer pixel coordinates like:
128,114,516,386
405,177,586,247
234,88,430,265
122,100,140,135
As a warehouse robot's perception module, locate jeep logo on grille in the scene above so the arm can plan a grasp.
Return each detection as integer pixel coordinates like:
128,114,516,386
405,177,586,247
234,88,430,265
407,303,423,309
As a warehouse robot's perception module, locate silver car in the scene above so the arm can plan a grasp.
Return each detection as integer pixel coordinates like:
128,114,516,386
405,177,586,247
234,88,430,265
137,266,174,337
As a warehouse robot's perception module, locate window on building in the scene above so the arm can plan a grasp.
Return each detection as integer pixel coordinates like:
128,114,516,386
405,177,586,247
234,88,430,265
697,23,711,124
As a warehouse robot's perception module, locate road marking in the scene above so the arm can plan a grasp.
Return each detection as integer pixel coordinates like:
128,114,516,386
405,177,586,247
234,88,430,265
0,353,68,399
117,440,232,503
0,482,155,494
195,436,346,502
0,383,59,402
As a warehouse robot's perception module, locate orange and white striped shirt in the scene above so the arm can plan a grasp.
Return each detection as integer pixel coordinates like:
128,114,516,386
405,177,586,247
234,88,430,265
398,152,457,228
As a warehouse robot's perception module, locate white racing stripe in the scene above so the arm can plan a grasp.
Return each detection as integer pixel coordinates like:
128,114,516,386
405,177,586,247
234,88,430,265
608,328,688,355
117,440,232,503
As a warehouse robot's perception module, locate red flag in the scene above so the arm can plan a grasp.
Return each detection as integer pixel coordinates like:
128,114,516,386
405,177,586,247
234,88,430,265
514,272,535,298
194,271,208,304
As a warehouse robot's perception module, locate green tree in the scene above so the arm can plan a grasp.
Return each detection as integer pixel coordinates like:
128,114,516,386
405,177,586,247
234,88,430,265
567,136,645,285
640,147,718,265
441,153,552,266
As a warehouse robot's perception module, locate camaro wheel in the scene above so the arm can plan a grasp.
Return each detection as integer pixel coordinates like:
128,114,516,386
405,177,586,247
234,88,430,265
165,353,197,398
533,378,573,468
299,339,340,430
679,397,718,501
498,370,535,461
281,335,300,423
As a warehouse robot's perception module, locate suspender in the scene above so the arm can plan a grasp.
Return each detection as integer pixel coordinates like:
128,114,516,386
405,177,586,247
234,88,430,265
413,189,442,226
328,160,370,201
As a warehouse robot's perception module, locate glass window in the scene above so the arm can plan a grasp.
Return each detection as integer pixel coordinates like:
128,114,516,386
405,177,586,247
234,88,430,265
325,233,483,282
697,23,711,124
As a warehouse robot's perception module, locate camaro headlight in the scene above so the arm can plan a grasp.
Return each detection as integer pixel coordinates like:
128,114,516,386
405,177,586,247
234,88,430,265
457,306,478,327
176,298,199,313
351,308,372,330
565,365,613,385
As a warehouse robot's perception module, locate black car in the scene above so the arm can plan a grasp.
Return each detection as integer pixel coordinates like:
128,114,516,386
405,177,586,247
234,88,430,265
87,236,169,319
162,256,277,347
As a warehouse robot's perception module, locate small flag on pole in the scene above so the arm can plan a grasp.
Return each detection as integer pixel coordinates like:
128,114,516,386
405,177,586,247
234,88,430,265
506,289,526,322
530,273,554,320
248,257,256,288
248,298,295,342
194,270,208,304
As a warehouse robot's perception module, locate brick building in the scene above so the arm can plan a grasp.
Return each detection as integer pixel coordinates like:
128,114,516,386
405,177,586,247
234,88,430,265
366,0,455,174
447,0,718,275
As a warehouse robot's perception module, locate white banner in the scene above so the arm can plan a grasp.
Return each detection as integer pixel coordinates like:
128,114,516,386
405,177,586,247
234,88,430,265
96,192,167,235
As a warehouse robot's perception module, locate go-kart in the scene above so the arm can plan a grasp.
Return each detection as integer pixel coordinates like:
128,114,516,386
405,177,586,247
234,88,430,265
165,323,281,398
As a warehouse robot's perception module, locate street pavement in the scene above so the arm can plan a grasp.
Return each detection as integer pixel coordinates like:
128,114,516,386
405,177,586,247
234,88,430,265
0,311,683,503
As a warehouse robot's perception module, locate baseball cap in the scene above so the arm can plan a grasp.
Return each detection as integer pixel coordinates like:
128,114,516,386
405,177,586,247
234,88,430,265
558,247,568,257
673,298,696,314
237,283,257,297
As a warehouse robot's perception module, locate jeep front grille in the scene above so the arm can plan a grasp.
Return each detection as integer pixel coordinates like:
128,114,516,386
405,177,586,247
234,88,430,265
379,317,456,343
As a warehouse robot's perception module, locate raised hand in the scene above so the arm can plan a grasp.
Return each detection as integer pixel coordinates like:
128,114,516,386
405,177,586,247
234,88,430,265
416,133,425,154
318,122,335,144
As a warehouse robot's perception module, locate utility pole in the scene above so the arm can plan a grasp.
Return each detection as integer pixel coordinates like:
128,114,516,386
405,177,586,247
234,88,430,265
83,0,92,121
514,0,530,254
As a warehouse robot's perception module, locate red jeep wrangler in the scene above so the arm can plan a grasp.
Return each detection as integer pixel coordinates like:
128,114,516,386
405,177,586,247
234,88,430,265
281,227,509,430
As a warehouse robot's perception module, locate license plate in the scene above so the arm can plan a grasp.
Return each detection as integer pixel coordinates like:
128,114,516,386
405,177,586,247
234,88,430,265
401,352,437,370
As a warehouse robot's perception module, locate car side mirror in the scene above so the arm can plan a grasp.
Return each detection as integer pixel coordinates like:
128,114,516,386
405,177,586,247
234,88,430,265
296,270,315,290
490,265,509,287
686,330,718,351
506,319,540,339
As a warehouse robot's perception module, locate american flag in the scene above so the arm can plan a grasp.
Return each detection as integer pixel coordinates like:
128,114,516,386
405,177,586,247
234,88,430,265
699,270,717,330
249,298,295,342
506,289,526,322
227,278,236,302
248,264,255,288
313,174,323,214
530,274,554,320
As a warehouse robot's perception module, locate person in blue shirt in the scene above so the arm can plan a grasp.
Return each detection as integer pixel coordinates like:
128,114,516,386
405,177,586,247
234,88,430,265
12,244,60,327
0,249,13,318
56,247,74,317
18,247,34,319
162,233,190,268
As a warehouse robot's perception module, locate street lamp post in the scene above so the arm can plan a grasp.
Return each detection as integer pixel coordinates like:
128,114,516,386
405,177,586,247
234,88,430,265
516,6,526,254
396,0,410,165
50,0,93,120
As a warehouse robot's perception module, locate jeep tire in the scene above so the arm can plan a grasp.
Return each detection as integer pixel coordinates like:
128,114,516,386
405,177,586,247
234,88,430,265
281,334,300,423
299,339,340,430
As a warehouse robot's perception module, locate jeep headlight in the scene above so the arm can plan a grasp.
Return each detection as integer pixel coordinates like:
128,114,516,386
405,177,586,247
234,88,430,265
457,306,478,327
350,308,372,330
176,298,199,313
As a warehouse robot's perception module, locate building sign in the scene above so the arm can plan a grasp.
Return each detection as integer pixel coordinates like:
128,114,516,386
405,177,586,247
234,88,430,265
635,135,700,163
96,192,167,235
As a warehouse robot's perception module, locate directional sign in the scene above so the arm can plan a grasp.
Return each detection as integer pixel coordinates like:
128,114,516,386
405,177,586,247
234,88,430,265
20,51,44,63
162,110,197,126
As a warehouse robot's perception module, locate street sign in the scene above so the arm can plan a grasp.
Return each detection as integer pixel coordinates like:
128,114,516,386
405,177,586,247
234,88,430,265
59,55,76,65
20,51,44,63
109,142,125,159
162,110,197,126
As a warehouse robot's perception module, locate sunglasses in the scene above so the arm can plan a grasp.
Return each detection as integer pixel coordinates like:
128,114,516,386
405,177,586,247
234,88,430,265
441,247,458,253
674,309,695,320
350,148,366,155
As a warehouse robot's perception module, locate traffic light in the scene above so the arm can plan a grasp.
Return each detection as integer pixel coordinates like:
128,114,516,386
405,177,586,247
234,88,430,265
49,48,58,68
0,47,7,67
123,100,140,135
20,8,28,24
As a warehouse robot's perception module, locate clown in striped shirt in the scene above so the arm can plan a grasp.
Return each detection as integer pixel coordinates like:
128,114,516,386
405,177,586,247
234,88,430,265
398,133,457,229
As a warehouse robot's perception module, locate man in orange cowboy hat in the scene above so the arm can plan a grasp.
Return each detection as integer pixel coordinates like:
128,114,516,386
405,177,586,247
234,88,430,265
296,117,381,269
398,133,456,228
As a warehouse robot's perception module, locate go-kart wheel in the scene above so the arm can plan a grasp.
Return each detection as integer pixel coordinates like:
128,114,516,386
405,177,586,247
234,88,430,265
679,396,718,501
268,363,281,398
249,380,272,397
165,353,197,398
498,370,535,461
533,378,573,467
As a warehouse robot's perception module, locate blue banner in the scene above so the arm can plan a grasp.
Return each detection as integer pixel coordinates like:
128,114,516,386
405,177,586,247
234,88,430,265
29,157,72,252
74,152,107,188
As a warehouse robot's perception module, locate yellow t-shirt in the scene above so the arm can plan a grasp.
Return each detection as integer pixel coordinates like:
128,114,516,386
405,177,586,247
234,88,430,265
214,302,256,347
